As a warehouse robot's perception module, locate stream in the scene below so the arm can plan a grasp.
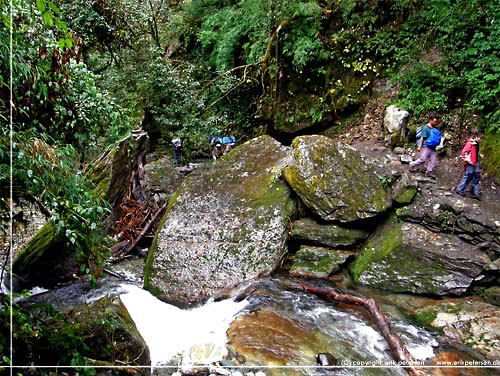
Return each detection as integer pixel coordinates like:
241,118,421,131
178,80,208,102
114,274,495,376
3,251,496,376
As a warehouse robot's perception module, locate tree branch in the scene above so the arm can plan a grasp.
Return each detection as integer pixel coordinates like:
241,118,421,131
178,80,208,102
296,282,427,376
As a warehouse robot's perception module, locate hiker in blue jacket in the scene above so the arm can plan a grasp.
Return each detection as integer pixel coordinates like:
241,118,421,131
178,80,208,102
409,115,441,179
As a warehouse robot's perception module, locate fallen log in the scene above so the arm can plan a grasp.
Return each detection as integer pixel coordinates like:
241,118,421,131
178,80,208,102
298,283,427,376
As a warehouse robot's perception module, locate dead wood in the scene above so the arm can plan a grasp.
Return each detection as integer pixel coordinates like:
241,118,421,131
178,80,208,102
110,149,166,259
298,283,427,376
118,202,167,257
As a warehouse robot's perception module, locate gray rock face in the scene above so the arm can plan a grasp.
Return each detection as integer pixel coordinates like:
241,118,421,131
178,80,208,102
350,218,494,296
144,156,184,203
290,217,369,248
397,187,500,248
284,135,392,222
144,136,296,304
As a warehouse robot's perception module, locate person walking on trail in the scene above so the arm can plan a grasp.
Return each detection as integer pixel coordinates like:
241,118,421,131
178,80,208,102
456,133,484,200
409,115,441,179
212,142,223,161
172,138,182,166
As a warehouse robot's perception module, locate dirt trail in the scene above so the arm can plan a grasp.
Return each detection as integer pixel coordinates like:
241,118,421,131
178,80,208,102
329,106,500,216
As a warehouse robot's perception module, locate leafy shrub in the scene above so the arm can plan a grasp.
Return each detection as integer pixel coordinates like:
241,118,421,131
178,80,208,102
0,0,125,279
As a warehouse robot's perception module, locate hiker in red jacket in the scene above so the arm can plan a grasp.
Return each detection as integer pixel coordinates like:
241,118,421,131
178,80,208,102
456,133,484,200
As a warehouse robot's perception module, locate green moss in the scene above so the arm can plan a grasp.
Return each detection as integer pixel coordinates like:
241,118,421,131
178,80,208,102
482,129,500,185
92,174,111,197
394,186,417,204
390,129,405,147
12,221,64,275
480,286,500,306
349,219,402,283
412,308,438,328
143,188,181,295
291,247,342,276
249,179,295,213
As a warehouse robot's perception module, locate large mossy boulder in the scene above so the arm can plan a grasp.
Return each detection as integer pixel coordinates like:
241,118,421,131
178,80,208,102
144,136,296,304
290,217,369,248
411,297,500,360
284,135,392,222
10,221,76,291
349,218,495,296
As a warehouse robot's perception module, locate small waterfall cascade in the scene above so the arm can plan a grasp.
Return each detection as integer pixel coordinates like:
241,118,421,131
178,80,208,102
120,284,249,367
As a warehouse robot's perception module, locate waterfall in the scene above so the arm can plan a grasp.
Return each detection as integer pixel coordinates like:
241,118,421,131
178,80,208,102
120,284,249,367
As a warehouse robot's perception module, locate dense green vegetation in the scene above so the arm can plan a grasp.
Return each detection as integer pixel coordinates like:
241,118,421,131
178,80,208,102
0,0,125,288
1,0,499,368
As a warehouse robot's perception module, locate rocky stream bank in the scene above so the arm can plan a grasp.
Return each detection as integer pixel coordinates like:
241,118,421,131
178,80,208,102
3,124,500,375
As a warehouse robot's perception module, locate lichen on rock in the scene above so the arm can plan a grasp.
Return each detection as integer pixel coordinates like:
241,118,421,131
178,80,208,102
349,217,494,296
284,135,392,222
144,136,296,304
290,246,353,278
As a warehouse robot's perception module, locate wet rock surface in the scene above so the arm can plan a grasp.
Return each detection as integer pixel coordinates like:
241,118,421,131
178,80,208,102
412,296,500,360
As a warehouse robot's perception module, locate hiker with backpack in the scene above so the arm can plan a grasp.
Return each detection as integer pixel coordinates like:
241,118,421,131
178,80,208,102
409,115,441,179
172,138,182,166
456,132,484,200
212,141,223,161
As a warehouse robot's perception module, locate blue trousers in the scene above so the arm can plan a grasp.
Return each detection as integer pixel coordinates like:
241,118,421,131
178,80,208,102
457,163,480,196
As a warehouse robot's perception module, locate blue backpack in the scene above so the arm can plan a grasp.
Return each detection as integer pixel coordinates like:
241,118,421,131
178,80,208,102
222,136,236,145
425,128,441,147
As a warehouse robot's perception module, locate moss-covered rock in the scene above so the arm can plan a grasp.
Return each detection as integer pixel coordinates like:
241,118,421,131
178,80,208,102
143,155,184,203
290,246,353,278
411,297,500,360
396,185,500,246
11,221,76,291
36,296,150,368
258,69,369,134
284,135,392,222
290,217,369,248
479,286,500,307
391,173,418,205
144,136,296,304
349,217,494,296
482,129,500,185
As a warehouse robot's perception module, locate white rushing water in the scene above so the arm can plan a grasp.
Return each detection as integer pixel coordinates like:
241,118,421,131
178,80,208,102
119,284,249,367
